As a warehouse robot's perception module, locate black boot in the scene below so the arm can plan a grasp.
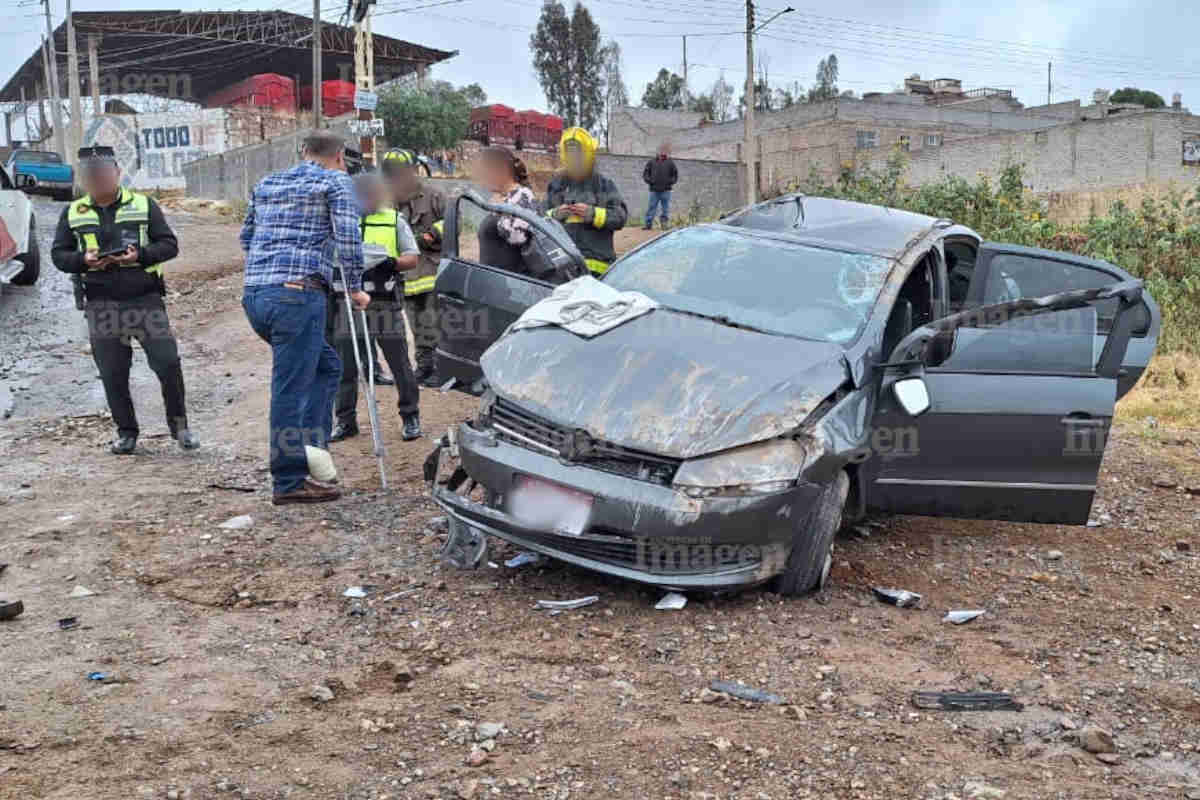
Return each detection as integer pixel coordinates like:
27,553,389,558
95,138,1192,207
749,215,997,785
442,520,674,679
330,423,359,442
420,372,442,389
110,435,137,455
402,413,422,441
375,371,395,386
175,429,200,450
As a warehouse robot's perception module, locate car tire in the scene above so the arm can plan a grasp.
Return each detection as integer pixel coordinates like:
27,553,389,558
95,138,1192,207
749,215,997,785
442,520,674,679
11,213,40,286
771,470,850,596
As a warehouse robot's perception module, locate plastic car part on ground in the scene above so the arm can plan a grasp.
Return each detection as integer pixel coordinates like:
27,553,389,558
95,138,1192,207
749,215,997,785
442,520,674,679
655,592,688,610
710,680,786,705
943,609,986,624
872,587,922,608
0,599,24,621
536,596,599,611
911,691,1024,711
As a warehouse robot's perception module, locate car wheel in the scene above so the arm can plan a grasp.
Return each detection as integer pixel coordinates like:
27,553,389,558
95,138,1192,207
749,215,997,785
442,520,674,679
11,213,40,286
771,470,850,596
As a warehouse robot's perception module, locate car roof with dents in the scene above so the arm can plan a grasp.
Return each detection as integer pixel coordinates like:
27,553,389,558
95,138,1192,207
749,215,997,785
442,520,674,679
721,195,947,259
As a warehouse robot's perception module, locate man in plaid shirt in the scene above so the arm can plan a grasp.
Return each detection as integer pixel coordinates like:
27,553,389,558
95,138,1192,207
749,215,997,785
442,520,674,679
240,131,370,505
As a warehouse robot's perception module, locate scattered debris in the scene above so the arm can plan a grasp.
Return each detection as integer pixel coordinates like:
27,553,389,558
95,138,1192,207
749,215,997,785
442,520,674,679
308,684,335,703
912,691,1024,711
465,748,489,767
1077,724,1116,754
536,595,599,611
218,514,253,530
655,592,688,610
1152,474,1177,489
872,587,922,608
943,609,986,624
1045,549,1064,561
475,722,504,741
0,599,24,621
342,586,374,599
504,551,544,569
964,781,1008,799
207,483,256,493
710,680,785,705
57,617,78,630
380,588,420,602
0,563,7,577
85,671,125,684
68,585,97,598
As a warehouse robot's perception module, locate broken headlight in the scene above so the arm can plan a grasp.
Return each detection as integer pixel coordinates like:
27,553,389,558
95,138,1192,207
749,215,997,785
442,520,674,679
672,437,824,498
476,388,497,428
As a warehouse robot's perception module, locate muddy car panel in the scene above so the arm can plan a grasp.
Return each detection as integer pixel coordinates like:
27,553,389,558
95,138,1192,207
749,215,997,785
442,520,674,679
429,195,1159,590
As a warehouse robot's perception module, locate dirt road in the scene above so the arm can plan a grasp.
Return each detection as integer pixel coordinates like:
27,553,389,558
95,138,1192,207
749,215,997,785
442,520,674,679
1,205,1198,800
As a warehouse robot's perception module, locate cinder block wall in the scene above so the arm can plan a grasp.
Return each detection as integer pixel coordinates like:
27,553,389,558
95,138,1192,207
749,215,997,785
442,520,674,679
595,154,741,219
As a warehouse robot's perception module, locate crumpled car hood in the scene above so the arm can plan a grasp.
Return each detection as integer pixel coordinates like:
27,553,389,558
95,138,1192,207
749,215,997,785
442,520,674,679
480,311,850,459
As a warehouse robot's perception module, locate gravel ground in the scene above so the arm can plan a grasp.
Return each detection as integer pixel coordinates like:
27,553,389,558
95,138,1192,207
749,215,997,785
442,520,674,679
0,208,1198,800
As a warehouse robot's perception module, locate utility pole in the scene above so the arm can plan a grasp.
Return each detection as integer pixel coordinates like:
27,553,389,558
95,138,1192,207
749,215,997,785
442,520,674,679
20,86,30,145
682,35,688,110
41,0,66,158
312,0,322,127
67,0,82,167
353,6,376,163
1047,62,1051,106
88,34,101,114
743,0,755,205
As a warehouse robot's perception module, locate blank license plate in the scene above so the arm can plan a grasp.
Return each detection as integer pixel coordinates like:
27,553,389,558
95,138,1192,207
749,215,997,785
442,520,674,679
508,476,594,536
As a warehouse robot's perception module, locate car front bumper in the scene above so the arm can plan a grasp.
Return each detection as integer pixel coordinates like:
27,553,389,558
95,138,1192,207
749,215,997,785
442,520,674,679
430,422,823,590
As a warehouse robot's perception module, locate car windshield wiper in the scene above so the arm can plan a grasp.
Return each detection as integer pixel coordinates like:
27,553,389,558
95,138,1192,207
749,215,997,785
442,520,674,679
660,306,821,342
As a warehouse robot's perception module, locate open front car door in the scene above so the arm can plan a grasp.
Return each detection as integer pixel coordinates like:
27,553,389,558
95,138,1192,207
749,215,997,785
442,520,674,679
434,190,587,393
867,280,1152,524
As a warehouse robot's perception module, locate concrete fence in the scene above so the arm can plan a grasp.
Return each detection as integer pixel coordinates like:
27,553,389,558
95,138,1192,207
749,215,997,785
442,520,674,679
183,131,743,219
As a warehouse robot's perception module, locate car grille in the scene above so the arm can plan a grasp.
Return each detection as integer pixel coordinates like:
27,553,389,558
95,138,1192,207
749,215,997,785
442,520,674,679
516,529,762,576
490,398,681,485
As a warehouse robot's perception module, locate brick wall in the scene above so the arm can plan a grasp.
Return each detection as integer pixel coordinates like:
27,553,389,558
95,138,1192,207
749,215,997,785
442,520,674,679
861,111,1200,193
594,153,741,220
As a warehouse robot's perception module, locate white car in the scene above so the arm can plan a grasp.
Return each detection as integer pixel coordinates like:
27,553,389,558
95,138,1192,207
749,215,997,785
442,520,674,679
0,165,39,291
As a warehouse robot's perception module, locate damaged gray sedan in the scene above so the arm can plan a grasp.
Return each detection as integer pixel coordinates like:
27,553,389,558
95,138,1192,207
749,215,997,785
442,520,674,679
426,192,1159,594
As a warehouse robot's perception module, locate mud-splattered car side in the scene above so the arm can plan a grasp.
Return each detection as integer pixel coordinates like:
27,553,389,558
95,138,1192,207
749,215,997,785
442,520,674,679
0,166,40,290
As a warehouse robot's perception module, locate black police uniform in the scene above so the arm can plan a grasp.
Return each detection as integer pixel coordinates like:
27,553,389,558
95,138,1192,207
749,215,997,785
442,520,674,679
49,148,192,452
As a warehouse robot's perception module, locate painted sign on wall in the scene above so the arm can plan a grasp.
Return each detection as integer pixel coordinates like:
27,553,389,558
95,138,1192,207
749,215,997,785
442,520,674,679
1185,139,1200,165
83,110,229,190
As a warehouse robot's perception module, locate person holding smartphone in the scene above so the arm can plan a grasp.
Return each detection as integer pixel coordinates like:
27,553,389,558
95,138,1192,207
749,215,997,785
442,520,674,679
50,145,197,456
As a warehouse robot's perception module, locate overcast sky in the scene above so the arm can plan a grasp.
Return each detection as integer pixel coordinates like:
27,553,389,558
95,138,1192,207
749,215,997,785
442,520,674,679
3,0,1199,137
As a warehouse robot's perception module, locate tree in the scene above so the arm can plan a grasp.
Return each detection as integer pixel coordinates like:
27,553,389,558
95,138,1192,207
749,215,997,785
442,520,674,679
808,53,839,102
642,68,686,110
459,83,488,107
530,1,606,130
376,84,471,152
571,3,606,131
1110,87,1166,108
531,1,575,122
692,93,715,118
709,73,734,122
600,40,629,147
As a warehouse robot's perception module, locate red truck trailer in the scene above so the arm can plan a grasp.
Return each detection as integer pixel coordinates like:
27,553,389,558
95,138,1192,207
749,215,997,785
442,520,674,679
300,81,357,118
203,74,296,112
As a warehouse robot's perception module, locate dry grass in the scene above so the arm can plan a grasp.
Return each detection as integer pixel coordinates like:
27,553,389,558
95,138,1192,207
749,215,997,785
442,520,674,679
1116,351,1200,428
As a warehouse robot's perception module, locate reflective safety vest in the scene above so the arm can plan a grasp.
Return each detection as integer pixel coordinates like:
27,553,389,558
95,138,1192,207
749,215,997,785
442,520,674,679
403,217,442,296
67,188,164,276
361,209,401,258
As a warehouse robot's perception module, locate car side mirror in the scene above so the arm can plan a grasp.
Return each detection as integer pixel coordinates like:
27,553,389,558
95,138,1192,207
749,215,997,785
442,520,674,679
893,377,931,417
16,174,37,189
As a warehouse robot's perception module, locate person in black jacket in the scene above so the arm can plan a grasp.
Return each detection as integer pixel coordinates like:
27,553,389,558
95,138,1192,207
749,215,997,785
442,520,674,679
641,143,678,231
50,146,197,455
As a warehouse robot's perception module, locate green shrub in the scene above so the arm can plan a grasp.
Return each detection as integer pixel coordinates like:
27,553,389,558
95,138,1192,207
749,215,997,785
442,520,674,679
784,153,1200,353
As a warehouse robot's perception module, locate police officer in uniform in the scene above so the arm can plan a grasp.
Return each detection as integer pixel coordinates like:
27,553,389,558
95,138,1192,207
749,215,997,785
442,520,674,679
50,146,197,455
381,148,445,387
328,171,423,442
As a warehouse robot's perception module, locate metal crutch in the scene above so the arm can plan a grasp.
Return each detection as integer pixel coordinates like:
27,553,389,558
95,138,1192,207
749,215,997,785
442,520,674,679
338,260,389,490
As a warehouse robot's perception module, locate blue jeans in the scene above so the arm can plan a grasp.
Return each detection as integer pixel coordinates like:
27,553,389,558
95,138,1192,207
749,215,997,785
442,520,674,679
645,190,671,226
242,285,341,494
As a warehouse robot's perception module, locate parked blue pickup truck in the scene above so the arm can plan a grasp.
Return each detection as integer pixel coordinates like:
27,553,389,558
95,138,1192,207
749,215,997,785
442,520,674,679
5,149,75,201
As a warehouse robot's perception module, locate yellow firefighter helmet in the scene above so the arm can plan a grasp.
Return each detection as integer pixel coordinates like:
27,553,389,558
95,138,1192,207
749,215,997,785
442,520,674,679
559,127,597,180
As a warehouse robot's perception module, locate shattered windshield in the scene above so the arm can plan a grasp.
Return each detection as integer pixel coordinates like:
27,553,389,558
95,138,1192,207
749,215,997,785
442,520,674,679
603,226,892,344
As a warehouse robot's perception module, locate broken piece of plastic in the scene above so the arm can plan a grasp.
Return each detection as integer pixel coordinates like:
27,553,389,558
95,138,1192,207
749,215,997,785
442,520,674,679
710,680,785,705
912,691,1023,711
505,551,545,569
0,599,23,621
58,617,79,630
873,587,922,608
943,609,986,624
655,592,688,610
343,586,374,599
537,596,599,611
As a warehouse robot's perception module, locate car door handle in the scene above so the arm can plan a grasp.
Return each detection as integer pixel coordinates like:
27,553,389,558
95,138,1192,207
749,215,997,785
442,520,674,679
440,293,466,306
1061,413,1106,428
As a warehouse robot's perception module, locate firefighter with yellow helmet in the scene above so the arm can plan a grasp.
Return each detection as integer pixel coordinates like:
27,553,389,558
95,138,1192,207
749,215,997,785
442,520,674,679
544,127,627,276
381,147,446,387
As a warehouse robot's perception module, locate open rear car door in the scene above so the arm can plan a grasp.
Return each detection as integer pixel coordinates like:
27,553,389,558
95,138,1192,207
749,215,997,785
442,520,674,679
434,190,587,394
867,279,1154,524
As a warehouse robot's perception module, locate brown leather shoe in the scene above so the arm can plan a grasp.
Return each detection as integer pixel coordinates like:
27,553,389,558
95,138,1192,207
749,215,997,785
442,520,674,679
272,479,342,505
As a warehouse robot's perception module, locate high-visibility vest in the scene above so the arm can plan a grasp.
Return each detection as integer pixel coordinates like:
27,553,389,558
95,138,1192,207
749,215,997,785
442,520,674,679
67,188,164,276
361,209,400,258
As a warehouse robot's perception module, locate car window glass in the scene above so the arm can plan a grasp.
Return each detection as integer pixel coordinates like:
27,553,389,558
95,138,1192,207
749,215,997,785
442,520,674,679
15,151,62,164
945,240,977,312
605,226,892,344
933,305,1100,374
984,253,1149,335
